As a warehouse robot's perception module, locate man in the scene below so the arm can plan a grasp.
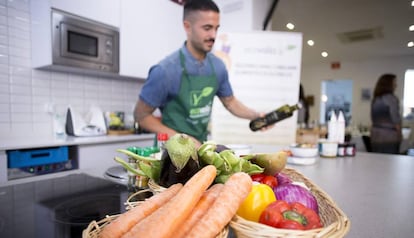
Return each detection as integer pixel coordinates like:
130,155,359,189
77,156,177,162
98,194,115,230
134,0,263,146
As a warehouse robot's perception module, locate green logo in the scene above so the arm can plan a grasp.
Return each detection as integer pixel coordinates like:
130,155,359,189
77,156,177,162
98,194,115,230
192,87,214,106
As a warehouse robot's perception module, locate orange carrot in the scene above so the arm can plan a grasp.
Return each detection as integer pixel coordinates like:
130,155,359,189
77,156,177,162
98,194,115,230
99,183,182,238
175,183,224,238
122,165,217,238
184,172,253,238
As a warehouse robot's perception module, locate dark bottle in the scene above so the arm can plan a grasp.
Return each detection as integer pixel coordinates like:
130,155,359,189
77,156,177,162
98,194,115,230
249,103,302,131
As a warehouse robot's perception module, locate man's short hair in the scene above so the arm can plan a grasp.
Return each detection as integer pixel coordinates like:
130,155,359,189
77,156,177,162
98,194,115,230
183,0,220,21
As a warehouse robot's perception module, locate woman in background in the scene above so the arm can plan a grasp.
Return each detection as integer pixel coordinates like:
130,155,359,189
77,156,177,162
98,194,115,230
370,74,402,154
297,84,310,126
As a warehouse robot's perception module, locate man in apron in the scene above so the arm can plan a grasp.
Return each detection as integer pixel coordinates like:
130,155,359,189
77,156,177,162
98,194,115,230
134,0,263,146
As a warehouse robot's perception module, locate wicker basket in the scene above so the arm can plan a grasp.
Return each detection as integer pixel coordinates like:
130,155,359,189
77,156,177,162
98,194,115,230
230,167,351,238
82,189,229,238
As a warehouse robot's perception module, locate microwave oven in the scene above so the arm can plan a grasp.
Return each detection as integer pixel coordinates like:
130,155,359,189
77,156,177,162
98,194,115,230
51,10,119,73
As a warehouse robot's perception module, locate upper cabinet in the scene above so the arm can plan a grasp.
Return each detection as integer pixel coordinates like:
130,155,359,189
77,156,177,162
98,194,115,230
119,0,185,79
51,0,120,27
30,0,183,79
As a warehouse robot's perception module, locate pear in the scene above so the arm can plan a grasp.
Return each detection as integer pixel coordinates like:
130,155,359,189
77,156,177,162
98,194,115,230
247,151,288,175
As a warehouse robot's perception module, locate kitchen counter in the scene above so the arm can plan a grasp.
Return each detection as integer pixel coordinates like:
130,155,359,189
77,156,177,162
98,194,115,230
0,133,155,151
251,145,414,238
0,134,155,185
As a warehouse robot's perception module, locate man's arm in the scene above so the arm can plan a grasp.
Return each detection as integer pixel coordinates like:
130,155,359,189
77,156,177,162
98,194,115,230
219,95,260,120
134,99,177,137
134,99,203,146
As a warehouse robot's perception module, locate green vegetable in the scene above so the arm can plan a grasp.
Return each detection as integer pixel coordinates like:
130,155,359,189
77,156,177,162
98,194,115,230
197,141,264,183
115,148,161,181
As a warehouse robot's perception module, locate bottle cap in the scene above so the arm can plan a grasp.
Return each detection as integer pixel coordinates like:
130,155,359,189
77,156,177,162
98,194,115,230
157,133,169,141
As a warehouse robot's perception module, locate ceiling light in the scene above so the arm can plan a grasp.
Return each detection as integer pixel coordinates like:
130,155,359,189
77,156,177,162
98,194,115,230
321,51,328,57
409,25,414,31
307,40,314,46
412,0,414,6
408,41,414,48
286,23,295,30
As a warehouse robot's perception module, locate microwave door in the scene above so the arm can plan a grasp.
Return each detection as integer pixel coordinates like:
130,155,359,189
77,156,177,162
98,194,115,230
60,23,111,64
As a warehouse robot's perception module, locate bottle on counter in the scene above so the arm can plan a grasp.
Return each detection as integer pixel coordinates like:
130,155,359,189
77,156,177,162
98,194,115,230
155,133,168,159
327,110,338,142
249,103,302,131
336,111,346,143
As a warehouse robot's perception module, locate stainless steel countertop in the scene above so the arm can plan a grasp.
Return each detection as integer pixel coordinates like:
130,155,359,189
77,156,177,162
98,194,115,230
251,144,414,238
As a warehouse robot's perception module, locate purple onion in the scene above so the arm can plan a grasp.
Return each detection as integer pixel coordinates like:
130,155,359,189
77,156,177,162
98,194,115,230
276,173,292,185
274,183,319,213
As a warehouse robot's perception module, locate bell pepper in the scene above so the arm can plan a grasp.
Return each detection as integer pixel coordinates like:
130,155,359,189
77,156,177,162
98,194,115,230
259,200,323,230
237,183,276,222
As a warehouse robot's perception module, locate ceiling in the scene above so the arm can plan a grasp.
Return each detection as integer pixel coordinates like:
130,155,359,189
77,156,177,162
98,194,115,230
270,0,414,65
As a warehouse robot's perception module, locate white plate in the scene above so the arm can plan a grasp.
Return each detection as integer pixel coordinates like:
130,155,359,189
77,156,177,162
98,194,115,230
287,156,317,165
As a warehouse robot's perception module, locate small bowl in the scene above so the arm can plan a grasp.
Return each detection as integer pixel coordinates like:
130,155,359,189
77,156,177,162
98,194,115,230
289,143,318,158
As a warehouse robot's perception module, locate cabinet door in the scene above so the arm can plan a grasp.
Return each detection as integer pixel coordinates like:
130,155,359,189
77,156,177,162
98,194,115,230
51,0,120,27
120,0,184,79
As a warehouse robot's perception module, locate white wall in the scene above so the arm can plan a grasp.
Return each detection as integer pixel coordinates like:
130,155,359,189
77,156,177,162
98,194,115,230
0,0,142,140
301,55,414,127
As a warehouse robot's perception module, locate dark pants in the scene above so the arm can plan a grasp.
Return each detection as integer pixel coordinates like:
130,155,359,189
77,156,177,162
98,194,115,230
371,142,400,154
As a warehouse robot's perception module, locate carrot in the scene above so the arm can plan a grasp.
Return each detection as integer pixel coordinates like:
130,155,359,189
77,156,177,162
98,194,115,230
99,183,183,238
184,172,253,238
175,183,224,238
122,165,217,238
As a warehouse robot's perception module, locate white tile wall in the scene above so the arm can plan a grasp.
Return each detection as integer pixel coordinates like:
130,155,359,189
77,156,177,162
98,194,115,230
0,0,143,140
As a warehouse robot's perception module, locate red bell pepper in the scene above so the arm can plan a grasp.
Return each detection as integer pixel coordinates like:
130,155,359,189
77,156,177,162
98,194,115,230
259,200,323,230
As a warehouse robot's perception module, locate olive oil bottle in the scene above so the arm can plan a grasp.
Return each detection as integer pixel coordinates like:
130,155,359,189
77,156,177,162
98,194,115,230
249,103,302,131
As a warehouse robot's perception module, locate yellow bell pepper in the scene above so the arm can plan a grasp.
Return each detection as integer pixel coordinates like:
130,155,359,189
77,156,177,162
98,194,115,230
236,183,276,222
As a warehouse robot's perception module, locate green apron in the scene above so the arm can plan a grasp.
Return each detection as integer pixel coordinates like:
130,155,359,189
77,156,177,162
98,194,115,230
162,51,218,142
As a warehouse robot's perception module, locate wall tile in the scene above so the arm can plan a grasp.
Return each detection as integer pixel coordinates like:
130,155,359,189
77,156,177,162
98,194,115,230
1,2,143,139
0,116,10,123
10,121,33,134
10,93,29,103
0,54,8,64
11,111,31,122
10,75,29,85
9,55,30,67
0,91,9,102
7,0,29,12
0,5,6,15
8,27,29,40
0,82,8,92
0,102,9,112
10,83,30,94
10,102,29,112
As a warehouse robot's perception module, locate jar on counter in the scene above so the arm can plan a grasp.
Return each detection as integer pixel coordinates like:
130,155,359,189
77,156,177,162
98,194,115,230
346,143,356,156
337,143,346,157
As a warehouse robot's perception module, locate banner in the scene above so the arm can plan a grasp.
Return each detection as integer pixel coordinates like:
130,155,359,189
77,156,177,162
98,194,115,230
211,31,302,145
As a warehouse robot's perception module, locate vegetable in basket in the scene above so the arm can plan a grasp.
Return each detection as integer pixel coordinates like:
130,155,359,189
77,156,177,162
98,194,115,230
242,151,288,176
158,134,201,187
259,200,323,230
274,183,319,213
197,141,264,183
114,133,201,187
236,183,276,222
251,173,278,189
